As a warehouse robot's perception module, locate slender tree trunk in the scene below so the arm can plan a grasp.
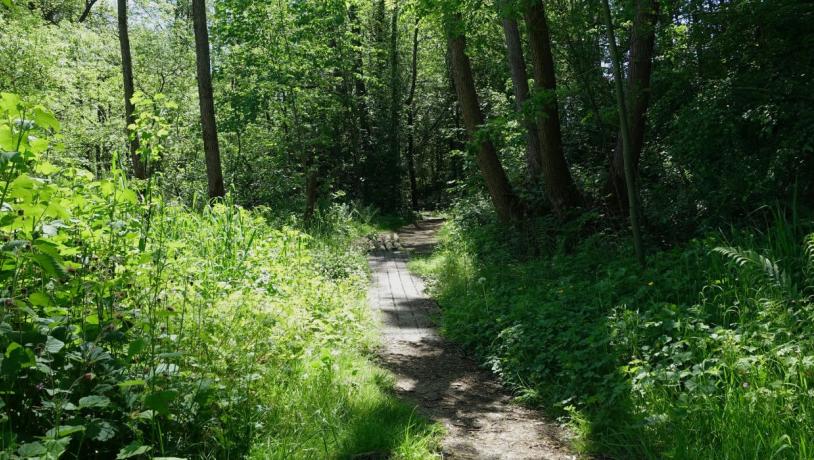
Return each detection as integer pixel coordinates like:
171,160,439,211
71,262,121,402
499,2,542,180
443,45,465,185
78,0,97,22
445,14,522,223
95,105,107,177
389,2,402,207
117,0,145,179
191,0,225,199
349,4,371,199
524,1,581,212
606,0,658,213
602,0,646,266
405,17,420,210
304,152,319,224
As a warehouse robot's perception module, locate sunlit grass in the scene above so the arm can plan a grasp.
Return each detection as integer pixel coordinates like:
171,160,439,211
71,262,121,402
249,353,442,459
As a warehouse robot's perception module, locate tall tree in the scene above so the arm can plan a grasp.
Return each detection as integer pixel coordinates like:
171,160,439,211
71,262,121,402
602,0,646,265
445,13,522,223
349,4,370,199
524,0,581,212
606,0,659,213
191,0,225,199
405,16,420,210
387,2,403,208
498,0,542,181
116,0,145,179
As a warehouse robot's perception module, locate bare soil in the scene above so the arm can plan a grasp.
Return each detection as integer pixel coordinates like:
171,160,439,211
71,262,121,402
367,218,576,459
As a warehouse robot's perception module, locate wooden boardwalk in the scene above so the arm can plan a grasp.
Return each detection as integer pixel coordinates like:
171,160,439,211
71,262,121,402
367,219,574,460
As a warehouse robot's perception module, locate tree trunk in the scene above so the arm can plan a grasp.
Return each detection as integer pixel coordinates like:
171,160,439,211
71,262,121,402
304,153,319,224
349,4,371,200
388,2,402,207
606,0,658,214
116,0,145,179
524,1,581,212
499,2,542,180
78,0,97,22
405,17,420,210
191,0,225,199
446,14,522,223
602,0,646,266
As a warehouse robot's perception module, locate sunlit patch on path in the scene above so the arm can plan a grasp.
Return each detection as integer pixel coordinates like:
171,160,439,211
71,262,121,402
368,219,575,459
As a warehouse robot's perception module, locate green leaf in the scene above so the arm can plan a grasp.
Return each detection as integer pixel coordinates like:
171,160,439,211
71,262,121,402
22,437,72,460
127,338,145,357
29,292,51,307
32,107,60,132
100,180,115,196
9,174,34,199
2,342,35,375
41,438,71,459
79,395,110,409
116,442,152,459
32,239,60,257
0,125,13,151
144,390,177,416
88,420,116,442
117,379,147,388
5,342,21,357
30,253,67,278
35,161,59,175
135,410,155,420
29,137,49,155
45,424,85,438
119,188,138,204
17,442,46,457
44,336,64,354
0,93,20,116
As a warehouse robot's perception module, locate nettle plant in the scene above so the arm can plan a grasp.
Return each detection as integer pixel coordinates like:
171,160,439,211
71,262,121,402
0,93,186,459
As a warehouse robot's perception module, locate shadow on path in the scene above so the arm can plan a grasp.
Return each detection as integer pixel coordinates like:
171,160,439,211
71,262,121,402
368,220,575,460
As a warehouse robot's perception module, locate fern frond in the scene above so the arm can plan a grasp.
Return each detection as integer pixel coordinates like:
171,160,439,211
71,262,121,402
713,246,790,290
803,233,814,288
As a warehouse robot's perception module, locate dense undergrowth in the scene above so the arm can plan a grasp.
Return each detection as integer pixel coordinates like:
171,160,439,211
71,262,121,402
411,199,814,459
0,95,439,459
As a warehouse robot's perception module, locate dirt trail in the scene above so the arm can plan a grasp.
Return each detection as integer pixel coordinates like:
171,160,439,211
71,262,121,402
368,218,575,459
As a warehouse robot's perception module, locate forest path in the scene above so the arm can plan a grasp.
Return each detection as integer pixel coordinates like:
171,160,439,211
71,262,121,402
367,219,575,459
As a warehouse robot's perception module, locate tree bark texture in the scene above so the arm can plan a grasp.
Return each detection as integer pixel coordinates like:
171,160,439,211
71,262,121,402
117,0,145,179
607,0,659,214
524,1,581,212
192,0,226,199
406,17,420,210
499,3,543,180
446,15,522,223
602,0,646,266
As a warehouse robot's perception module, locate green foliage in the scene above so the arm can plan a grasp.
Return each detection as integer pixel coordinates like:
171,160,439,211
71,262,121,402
643,0,814,231
415,202,814,458
4,0,814,455
0,98,440,458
